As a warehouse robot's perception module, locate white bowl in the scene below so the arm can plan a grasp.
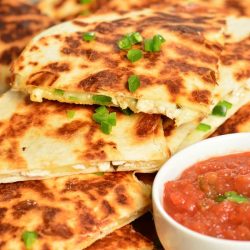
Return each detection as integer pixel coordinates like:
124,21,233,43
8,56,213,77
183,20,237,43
153,133,250,250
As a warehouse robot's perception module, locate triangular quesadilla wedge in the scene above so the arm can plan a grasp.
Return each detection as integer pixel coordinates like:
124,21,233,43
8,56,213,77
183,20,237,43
0,0,53,95
11,8,225,126
0,91,168,183
163,37,250,154
37,0,162,21
211,102,250,136
0,172,151,249
86,224,154,250
177,37,250,150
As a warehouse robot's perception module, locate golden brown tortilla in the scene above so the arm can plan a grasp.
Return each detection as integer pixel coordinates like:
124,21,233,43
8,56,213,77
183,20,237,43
0,0,53,94
0,172,151,249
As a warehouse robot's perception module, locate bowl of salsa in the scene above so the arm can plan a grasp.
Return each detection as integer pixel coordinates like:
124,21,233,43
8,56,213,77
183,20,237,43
153,133,250,250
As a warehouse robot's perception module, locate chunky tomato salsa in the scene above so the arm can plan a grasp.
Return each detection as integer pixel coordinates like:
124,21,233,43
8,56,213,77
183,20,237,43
164,152,250,241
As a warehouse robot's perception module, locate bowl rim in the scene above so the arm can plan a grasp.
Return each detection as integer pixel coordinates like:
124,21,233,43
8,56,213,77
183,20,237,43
153,132,250,246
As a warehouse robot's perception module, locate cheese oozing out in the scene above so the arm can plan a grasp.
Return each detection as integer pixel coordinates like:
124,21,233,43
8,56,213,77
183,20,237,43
28,87,202,126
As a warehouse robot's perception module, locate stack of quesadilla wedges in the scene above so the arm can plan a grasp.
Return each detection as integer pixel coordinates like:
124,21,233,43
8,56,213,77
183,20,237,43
0,2,156,249
11,7,250,153
0,1,250,249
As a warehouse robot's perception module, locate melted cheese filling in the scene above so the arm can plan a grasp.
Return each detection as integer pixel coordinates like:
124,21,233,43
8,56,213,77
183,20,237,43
0,160,163,183
28,87,201,126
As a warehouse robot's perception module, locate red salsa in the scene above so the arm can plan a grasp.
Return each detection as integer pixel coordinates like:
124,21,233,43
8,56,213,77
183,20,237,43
164,152,250,241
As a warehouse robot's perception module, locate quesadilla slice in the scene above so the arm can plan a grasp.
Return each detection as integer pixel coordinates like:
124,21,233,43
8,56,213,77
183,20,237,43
38,0,97,21
38,0,161,21
37,0,164,21
0,0,53,95
0,172,151,249
163,37,250,153
211,102,250,136
86,225,154,250
0,90,168,183
12,8,225,126
37,0,250,22
177,37,250,150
